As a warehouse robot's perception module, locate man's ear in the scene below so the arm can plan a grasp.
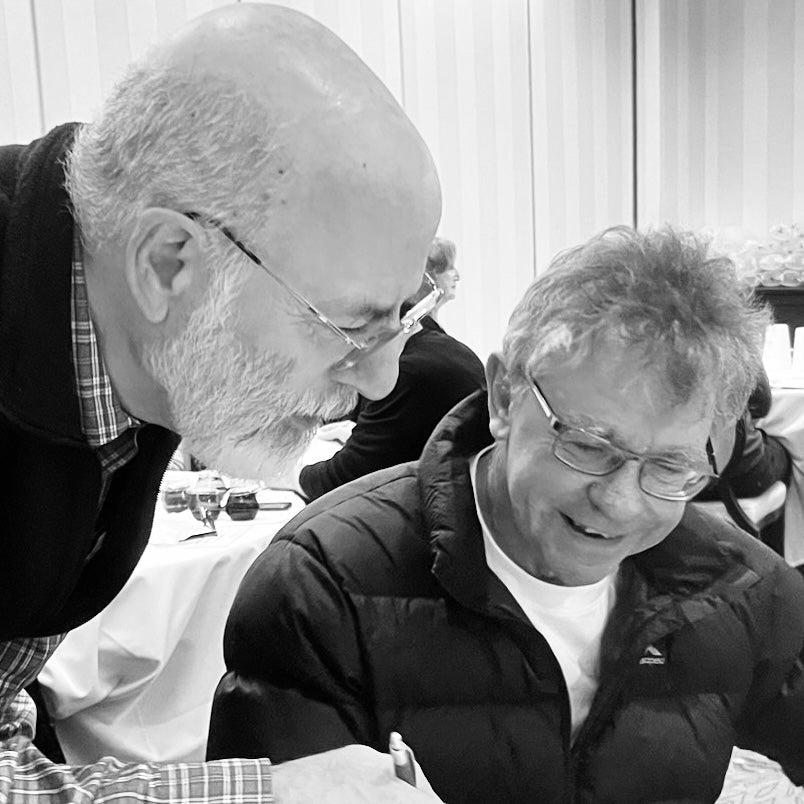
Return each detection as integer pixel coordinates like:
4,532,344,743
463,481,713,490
125,208,204,324
708,411,738,474
486,352,513,441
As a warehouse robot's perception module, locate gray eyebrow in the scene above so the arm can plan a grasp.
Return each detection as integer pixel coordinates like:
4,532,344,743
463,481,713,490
564,412,705,466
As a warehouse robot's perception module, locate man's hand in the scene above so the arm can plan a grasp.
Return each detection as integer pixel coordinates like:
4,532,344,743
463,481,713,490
271,744,442,803
0,733,32,752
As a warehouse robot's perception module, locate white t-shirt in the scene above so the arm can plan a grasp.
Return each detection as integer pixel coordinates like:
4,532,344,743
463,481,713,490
469,447,617,739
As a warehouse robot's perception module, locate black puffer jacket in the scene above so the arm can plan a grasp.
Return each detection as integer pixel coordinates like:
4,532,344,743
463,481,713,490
209,391,804,803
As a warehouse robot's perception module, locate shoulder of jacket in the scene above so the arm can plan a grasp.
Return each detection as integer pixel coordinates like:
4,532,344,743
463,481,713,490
277,463,421,548
259,465,434,602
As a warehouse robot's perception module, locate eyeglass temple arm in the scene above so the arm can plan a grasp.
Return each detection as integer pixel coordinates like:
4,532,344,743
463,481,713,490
705,437,719,476
527,375,555,421
183,211,363,349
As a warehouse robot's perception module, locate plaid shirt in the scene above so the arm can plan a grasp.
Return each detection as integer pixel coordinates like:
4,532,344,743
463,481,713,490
0,237,273,801
70,231,140,483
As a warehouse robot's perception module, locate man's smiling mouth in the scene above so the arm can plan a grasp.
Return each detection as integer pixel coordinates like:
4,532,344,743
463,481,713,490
561,513,618,540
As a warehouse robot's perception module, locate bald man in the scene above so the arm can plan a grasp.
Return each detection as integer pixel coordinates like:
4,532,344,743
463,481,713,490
0,3,440,801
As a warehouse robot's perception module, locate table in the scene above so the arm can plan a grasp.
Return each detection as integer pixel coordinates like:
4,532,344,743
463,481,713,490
38,472,304,764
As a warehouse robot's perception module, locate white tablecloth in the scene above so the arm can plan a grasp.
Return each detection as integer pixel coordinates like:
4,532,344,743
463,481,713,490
38,473,304,764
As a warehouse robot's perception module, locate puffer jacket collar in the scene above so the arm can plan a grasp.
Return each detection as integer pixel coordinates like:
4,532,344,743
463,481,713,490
416,391,523,618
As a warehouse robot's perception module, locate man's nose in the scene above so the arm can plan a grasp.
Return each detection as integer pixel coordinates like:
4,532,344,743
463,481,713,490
334,332,409,400
587,458,645,516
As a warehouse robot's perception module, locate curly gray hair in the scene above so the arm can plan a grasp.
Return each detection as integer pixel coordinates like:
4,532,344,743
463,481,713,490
503,226,771,420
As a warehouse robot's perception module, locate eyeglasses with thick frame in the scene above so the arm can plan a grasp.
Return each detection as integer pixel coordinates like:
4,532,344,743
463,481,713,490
184,211,444,371
525,373,719,502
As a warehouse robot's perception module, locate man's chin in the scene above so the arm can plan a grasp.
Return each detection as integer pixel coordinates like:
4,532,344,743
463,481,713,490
196,445,298,485
188,422,318,484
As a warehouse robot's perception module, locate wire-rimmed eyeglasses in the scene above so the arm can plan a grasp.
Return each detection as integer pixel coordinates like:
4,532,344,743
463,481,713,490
526,373,718,502
184,212,443,371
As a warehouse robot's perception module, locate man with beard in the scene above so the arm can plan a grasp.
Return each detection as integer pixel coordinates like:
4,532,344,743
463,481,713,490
0,3,441,803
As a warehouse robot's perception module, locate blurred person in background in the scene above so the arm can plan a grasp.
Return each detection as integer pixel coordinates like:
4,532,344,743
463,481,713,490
422,236,460,322
209,227,804,802
693,369,792,551
299,237,485,501
0,3,442,802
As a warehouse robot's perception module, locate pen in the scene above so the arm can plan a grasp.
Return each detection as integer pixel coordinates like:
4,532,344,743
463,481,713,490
389,731,417,787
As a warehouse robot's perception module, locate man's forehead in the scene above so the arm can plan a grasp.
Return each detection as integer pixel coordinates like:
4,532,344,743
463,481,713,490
534,355,714,463
560,409,708,464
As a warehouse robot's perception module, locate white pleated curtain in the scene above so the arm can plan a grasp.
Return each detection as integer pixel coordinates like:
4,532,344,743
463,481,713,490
636,0,804,238
3,1,801,361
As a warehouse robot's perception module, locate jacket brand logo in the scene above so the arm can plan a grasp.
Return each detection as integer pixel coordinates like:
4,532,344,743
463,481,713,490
639,644,665,665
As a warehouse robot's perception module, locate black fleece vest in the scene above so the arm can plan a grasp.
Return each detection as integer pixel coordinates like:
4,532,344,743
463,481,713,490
0,124,179,638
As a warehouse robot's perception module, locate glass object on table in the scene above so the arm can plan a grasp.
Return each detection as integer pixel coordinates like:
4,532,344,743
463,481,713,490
162,483,190,513
188,472,228,534
225,488,259,521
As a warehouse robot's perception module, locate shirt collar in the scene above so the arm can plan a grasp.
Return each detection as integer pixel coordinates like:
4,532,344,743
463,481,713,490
71,231,139,448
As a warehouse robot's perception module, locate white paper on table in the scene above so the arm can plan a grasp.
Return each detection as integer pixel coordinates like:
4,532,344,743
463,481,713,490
716,748,804,802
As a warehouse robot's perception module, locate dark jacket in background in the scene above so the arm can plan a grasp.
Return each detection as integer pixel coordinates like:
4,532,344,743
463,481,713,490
299,315,485,500
696,369,790,500
0,125,179,638
210,391,804,803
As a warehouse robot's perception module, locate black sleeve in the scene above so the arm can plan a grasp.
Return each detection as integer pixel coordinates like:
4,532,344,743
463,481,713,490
748,368,772,419
696,367,790,502
299,331,485,500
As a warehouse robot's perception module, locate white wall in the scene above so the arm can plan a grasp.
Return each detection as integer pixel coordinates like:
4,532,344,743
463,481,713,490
11,2,800,362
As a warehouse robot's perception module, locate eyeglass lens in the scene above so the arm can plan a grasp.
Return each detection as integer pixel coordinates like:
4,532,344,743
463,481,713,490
331,283,442,371
554,429,708,499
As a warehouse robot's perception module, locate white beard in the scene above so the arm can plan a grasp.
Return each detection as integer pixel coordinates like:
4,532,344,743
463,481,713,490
145,266,357,484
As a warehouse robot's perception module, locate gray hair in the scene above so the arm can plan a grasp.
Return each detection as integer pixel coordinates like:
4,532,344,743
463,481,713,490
64,56,286,261
426,237,456,276
503,226,771,420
